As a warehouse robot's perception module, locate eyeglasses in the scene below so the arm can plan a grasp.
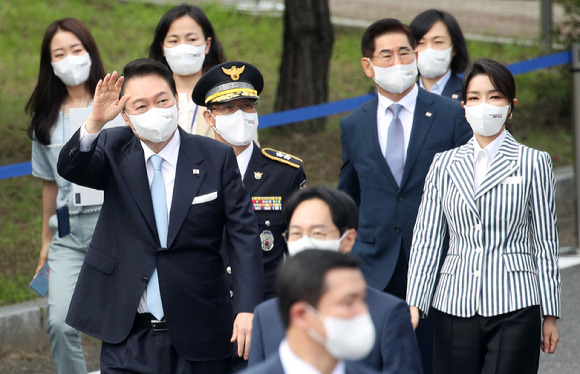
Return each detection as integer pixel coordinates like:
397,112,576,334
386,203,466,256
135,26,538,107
372,48,415,65
282,228,339,243
210,101,258,115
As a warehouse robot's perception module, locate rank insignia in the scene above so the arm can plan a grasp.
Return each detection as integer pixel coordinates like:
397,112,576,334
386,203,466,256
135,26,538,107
222,65,245,81
260,230,274,251
252,196,282,211
254,171,263,180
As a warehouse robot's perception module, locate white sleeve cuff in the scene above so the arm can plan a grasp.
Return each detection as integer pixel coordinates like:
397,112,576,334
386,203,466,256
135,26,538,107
79,122,100,151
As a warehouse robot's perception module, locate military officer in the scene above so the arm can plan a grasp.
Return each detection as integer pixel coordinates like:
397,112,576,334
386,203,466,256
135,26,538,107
193,61,306,302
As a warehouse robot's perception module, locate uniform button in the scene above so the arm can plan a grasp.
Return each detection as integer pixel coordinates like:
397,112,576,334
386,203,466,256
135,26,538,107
395,226,401,232
230,290,234,298
226,266,232,275
142,277,149,284
265,220,271,227
475,247,482,254
474,270,481,277
397,194,403,201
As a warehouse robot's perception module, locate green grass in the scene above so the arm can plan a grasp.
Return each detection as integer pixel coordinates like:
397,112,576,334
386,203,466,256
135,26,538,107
0,0,573,305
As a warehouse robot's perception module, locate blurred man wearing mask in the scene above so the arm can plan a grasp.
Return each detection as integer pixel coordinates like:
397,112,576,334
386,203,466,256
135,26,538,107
241,250,380,374
248,186,422,374
193,61,306,370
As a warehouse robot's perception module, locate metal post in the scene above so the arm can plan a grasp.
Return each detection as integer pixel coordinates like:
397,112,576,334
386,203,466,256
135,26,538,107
541,0,552,52
572,44,580,249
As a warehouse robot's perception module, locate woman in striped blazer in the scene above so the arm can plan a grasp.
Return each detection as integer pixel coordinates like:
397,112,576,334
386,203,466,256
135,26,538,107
406,58,561,374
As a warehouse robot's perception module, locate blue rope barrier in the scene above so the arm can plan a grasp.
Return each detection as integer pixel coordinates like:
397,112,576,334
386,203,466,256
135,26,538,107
0,50,574,180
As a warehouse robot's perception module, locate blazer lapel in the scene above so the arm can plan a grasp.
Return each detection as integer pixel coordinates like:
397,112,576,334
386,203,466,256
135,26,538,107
474,132,519,200
401,89,436,188
119,137,157,236
448,139,480,216
242,143,268,195
167,132,205,248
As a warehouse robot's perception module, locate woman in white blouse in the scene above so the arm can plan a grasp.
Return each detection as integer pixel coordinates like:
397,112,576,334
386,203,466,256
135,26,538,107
406,58,560,374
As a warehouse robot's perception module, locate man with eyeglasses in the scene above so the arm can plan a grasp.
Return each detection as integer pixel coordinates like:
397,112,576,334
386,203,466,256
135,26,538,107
193,61,306,371
247,186,422,373
337,18,471,374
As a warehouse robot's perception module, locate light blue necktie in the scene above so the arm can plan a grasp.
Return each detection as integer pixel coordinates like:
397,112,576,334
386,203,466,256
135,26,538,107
385,104,404,186
148,154,167,320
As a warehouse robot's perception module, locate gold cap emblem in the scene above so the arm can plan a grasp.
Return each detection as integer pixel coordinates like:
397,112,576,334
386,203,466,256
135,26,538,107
254,172,263,180
222,65,246,81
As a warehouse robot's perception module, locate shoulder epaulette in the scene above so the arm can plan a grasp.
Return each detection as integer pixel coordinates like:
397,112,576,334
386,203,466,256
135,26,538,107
262,148,302,168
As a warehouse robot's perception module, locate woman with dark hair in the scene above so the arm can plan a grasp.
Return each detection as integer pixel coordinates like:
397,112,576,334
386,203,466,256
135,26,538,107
149,4,226,137
410,9,469,100
26,18,106,374
407,58,560,373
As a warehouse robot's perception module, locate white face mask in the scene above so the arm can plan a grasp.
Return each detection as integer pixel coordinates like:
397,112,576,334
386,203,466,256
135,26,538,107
464,103,510,137
286,232,347,257
369,60,418,94
163,43,206,76
51,53,92,87
307,306,376,361
417,47,453,79
212,110,258,146
126,104,179,143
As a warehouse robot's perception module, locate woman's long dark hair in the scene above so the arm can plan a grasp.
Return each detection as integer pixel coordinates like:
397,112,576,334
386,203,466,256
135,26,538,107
148,4,226,74
462,58,516,132
26,18,105,145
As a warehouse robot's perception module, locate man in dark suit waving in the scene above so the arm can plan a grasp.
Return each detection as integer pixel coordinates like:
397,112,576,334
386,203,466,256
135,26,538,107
337,19,471,374
58,58,263,373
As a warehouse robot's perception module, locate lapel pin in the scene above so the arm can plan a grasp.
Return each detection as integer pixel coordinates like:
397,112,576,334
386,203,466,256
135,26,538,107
254,172,263,180
451,94,459,99
192,169,200,175
425,112,432,117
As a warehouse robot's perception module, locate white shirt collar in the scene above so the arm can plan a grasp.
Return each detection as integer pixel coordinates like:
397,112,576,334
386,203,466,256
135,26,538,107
473,128,507,163
279,339,345,374
419,69,452,96
378,84,418,116
236,141,254,180
141,129,181,168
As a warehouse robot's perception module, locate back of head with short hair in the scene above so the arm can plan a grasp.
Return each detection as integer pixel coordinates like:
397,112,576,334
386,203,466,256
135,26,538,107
361,18,416,58
283,185,358,234
120,58,178,98
276,250,361,329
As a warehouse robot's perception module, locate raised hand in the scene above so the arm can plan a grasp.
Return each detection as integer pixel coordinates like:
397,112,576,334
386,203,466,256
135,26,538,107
86,71,131,134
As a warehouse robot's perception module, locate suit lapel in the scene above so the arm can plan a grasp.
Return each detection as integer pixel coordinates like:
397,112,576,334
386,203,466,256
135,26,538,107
474,132,519,200
363,96,399,189
119,137,157,236
242,143,268,195
167,131,205,248
401,89,436,188
448,139,479,216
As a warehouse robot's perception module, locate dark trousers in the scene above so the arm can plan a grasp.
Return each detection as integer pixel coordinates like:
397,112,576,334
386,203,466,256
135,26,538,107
100,314,232,374
384,245,435,374
433,306,541,374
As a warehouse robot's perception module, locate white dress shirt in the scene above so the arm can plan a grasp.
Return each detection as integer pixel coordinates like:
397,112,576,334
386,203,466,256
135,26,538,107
473,129,506,192
376,85,418,161
236,141,254,181
279,339,345,374
419,69,452,96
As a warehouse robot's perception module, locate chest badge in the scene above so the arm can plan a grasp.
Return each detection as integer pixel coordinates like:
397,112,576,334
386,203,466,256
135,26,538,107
254,171,263,180
260,230,274,251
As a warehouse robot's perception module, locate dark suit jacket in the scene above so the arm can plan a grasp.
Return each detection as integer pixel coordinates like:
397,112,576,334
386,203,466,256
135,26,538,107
242,352,381,374
57,127,263,361
248,286,422,373
223,143,305,301
441,73,463,101
338,89,471,290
